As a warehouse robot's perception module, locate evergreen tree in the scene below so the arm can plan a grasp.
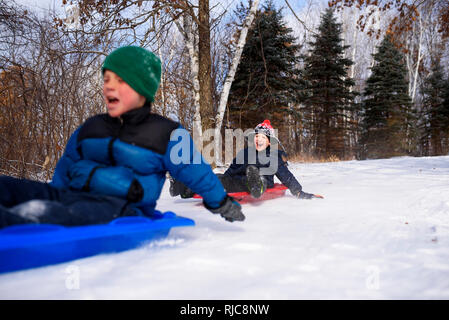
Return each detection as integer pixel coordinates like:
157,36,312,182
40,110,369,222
301,8,357,160
443,75,449,122
361,34,414,159
227,0,303,134
421,60,449,155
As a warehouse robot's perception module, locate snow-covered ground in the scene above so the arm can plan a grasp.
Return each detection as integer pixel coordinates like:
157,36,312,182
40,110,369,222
1,156,449,299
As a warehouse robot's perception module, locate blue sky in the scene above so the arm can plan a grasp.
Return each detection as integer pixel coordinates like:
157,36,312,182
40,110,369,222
13,0,318,37
15,0,62,11
14,0,311,15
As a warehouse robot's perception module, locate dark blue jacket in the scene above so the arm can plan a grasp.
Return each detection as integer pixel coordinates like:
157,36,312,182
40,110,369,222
51,105,226,214
224,147,302,195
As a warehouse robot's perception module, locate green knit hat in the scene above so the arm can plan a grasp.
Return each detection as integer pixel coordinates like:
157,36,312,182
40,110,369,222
102,46,161,102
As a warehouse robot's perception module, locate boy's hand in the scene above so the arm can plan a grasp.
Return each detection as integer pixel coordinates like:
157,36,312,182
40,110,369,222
297,191,324,199
205,195,245,222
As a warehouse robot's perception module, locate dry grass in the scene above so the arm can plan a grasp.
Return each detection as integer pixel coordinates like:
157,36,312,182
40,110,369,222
288,153,354,163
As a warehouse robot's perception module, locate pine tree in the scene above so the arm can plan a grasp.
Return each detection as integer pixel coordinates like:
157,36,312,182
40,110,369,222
301,8,357,160
227,0,303,134
361,34,414,159
421,60,449,155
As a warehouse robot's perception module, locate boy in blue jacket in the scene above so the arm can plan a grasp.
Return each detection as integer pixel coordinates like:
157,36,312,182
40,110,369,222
0,46,244,228
170,120,319,200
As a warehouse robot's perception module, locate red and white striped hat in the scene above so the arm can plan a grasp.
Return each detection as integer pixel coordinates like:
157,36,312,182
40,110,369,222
254,119,275,138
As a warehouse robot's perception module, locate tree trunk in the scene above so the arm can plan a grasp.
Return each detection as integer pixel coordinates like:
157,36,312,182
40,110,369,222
213,0,260,165
405,12,425,103
198,0,214,132
174,14,203,150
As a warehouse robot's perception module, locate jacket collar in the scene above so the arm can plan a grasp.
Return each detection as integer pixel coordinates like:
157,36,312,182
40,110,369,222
248,146,272,156
119,102,151,125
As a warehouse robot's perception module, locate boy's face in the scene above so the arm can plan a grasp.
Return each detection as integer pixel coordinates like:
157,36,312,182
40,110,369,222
254,133,270,151
103,70,146,118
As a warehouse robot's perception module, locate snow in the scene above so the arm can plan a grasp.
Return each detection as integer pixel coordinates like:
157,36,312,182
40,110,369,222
1,156,449,299
9,200,49,222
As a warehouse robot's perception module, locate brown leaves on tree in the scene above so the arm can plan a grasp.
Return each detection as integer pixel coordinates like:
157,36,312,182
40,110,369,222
329,0,448,39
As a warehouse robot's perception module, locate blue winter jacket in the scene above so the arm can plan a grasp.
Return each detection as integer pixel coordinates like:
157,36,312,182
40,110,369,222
224,146,302,195
51,105,226,214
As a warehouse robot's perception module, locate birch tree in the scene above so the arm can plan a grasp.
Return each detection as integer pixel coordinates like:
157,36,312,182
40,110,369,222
213,0,260,165
173,13,203,150
405,12,425,103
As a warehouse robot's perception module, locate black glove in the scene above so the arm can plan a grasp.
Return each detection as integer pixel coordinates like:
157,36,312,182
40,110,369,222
205,195,245,222
297,191,315,199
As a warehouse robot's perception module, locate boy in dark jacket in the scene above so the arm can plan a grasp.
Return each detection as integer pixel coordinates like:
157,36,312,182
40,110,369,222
170,120,318,200
0,46,244,228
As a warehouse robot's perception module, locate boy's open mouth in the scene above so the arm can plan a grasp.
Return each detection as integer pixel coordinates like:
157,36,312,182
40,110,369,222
107,97,120,104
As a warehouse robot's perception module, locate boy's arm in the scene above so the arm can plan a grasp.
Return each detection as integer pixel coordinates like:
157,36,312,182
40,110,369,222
274,152,322,199
275,152,303,196
164,127,244,222
50,128,82,188
164,127,226,208
52,128,141,202
67,160,142,202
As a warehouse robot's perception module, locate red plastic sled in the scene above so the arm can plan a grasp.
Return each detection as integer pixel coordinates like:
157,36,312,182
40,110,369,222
194,183,288,204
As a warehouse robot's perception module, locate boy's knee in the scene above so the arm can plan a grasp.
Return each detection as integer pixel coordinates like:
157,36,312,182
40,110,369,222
9,200,52,223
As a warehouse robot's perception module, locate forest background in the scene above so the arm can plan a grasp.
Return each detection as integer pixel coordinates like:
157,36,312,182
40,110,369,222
1,0,448,181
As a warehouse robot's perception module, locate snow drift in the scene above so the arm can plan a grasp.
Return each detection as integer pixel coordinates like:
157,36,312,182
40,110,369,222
0,156,448,299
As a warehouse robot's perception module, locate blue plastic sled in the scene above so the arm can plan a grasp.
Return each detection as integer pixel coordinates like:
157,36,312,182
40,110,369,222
0,211,194,274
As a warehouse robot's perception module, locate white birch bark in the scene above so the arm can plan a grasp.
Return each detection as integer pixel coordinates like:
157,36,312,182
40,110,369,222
213,0,260,165
411,14,424,103
406,25,415,98
156,34,177,117
174,14,203,150
405,11,426,103
348,8,358,152
156,37,166,116
349,8,358,81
